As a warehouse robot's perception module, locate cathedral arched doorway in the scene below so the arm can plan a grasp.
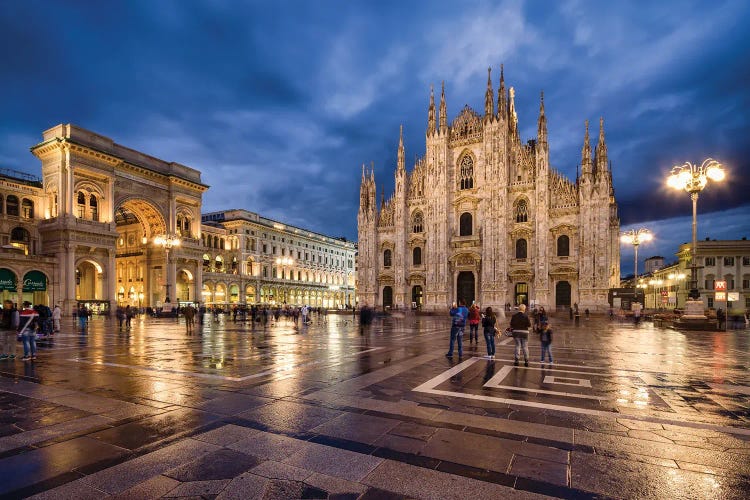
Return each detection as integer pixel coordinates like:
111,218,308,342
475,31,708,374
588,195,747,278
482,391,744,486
382,286,393,308
514,282,528,306
411,285,423,308
457,271,475,305
555,281,571,310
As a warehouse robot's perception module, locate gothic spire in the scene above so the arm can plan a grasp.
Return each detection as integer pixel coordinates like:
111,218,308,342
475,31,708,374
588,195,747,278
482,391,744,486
537,91,547,146
595,116,608,176
581,120,593,176
484,67,494,117
427,85,436,135
397,124,405,173
508,86,518,136
439,81,447,132
497,64,506,119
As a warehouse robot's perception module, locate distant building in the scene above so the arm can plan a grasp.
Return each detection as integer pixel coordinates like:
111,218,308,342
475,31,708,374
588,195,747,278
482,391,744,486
358,69,620,312
643,256,665,275
631,239,750,311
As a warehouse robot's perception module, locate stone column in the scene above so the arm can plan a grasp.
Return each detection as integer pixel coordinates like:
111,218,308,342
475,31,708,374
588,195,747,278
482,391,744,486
106,249,116,310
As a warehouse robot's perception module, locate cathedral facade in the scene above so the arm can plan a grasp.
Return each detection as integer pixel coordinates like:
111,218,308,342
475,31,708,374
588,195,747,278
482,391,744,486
357,68,620,314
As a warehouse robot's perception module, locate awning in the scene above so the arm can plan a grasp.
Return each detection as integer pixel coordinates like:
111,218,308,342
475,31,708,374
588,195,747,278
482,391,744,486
0,268,16,291
22,270,47,292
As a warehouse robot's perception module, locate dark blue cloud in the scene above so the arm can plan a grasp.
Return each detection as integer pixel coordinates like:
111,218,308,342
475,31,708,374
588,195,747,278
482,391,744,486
1,0,749,266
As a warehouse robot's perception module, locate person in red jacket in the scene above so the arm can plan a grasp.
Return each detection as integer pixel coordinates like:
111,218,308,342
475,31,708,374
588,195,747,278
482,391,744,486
467,302,481,343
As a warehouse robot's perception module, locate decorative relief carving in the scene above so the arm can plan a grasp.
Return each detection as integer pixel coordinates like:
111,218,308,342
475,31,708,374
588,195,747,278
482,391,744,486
449,105,483,147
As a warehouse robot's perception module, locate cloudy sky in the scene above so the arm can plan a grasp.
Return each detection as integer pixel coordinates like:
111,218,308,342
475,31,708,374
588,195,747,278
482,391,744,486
1,0,749,275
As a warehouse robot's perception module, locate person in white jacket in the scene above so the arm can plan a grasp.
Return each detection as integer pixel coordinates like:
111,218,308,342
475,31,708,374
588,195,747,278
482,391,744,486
52,304,62,333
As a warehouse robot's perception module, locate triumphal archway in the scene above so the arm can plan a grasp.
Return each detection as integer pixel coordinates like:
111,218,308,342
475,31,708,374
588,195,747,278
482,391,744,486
31,124,207,315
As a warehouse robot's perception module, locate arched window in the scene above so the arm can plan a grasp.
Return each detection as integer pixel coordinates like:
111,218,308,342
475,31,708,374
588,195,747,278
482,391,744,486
0,194,4,214
412,211,424,233
516,238,528,259
203,254,211,270
515,199,528,223
557,235,570,257
215,256,224,271
459,155,474,190
10,227,30,243
220,238,225,250
76,192,86,218
459,212,472,236
413,247,422,266
21,199,34,219
89,195,98,221
6,195,19,217
383,249,392,268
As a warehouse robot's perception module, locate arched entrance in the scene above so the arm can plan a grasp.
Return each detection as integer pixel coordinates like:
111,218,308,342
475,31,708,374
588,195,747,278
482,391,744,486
382,286,393,308
177,270,193,303
555,281,571,309
76,260,103,300
411,285,423,308
514,282,528,306
456,271,475,305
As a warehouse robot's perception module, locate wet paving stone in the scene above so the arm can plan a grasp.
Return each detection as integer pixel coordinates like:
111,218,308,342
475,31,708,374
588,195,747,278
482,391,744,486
0,314,747,498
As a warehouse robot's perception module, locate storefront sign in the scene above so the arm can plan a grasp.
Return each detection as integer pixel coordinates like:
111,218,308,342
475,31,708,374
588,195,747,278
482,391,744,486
22,270,47,292
714,291,726,301
715,280,727,291
728,292,740,302
0,268,16,291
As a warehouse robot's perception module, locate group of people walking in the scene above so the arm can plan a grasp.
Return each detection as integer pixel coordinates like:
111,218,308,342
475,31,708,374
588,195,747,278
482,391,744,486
446,300,553,365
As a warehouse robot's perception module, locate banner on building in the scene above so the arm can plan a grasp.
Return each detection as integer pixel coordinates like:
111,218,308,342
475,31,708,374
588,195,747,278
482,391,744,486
0,268,17,291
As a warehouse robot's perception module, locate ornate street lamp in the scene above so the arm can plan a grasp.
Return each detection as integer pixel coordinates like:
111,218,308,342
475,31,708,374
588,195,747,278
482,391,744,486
154,234,181,303
667,159,725,299
620,228,653,284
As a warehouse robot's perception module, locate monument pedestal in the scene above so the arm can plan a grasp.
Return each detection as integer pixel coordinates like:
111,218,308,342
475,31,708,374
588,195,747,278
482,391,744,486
674,299,717,330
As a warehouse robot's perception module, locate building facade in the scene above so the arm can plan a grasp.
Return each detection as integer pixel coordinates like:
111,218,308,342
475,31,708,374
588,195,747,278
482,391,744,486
0,124,355,314
200,209,355,309
358,68,620,313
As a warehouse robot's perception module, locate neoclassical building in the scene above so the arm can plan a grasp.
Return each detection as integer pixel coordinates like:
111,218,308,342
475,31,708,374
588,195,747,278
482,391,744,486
0,124,355,314
358,68,620,313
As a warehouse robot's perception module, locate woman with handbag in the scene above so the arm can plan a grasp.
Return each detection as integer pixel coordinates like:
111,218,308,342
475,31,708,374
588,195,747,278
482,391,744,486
481,306,497,358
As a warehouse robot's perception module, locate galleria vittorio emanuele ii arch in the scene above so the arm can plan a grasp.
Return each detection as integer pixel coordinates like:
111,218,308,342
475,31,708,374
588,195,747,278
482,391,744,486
29,124,207,315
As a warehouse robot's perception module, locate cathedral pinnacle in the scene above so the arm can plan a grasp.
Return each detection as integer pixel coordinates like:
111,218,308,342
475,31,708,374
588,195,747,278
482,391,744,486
497,64,506,119
537,90,547,145
595,116,608,177
484,67,494,117
509,86,518,136
439,81,447,132
581,120,593,176
397,124,405,173
427,85,436,135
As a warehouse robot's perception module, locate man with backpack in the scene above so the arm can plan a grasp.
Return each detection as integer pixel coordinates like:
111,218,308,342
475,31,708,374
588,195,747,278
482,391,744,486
446,299,469,358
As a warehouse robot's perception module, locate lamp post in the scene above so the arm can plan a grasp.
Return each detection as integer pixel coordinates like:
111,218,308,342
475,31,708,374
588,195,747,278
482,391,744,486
620,228,653,285
154,234,181,303
668,272,686,308
667,159,725,299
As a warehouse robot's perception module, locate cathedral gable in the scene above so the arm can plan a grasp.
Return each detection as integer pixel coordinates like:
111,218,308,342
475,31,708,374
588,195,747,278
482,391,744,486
449,105,483,148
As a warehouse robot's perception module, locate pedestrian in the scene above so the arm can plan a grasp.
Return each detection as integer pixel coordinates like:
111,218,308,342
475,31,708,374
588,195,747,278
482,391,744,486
184,304,196,331
0,313,17,360
125,305,133,329
510,303,531,366
446,299,468,358
481,306,497,358
584,308,590,320
716,308,725,330
11,304,19,331
52,304,61,332
78,304,88,330
539,319,553,364
301,304,309,324
468,302,481,343
116,306,125,329
19,302,38,361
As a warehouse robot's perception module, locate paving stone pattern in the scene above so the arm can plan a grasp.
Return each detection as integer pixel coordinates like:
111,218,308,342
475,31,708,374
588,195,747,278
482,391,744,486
0,312,747,498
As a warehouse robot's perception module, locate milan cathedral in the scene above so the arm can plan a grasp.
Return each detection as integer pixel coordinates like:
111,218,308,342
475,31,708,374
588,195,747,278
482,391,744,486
358,67,620,314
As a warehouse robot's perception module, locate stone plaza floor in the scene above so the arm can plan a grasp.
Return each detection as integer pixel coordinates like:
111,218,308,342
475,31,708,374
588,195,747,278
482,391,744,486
0,312,748,499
